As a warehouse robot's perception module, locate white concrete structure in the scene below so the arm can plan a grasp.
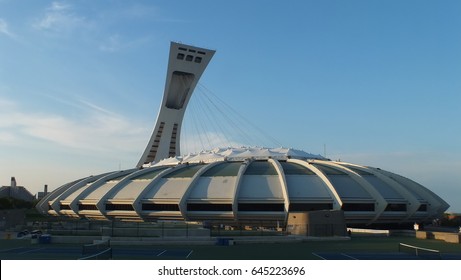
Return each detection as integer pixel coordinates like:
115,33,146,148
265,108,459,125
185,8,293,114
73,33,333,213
36,147,449,226
37,42,449,227
137,42,215,166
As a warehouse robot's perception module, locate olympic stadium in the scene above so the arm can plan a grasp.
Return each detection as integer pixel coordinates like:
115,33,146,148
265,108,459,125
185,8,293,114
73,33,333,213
36,42,449,229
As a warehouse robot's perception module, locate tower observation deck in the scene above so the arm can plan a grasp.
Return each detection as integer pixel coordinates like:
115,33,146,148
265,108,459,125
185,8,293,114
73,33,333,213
137,42,215,167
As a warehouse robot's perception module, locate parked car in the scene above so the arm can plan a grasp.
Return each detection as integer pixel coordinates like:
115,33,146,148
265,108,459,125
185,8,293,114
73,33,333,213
31,230,42,238
16,230,30,238
16,230,42,238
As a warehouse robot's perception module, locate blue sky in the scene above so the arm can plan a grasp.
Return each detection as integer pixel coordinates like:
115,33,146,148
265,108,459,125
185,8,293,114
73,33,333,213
0,0,460,212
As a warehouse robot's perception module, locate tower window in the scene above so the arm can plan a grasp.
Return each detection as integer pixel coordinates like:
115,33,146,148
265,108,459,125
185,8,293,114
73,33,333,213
186,55,193,61
177,53,185,60
194,57,202,63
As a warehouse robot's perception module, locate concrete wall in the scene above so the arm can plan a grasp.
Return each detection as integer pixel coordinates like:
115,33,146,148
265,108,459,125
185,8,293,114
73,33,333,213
348,228,389,236
100,227,210,237
416,231,461,244
49,229,101,236
286,210,347,237
49,235,102,244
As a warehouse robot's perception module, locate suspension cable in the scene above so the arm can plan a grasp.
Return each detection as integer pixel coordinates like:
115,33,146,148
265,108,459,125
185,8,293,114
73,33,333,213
181,83,283,154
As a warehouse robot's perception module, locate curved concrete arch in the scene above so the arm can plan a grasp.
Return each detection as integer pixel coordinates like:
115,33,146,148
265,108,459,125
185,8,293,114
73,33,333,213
268,158,290,221
335,162,421,222
131,166,179,215
40,157,450,224
232,159,252,220
38,178,84,215
287,159,343,210
51,174,111,217
95,167,169,220
68,169,137,218
375,169,447,220
178,161,223,219
54,174,108,217
314,161,387,224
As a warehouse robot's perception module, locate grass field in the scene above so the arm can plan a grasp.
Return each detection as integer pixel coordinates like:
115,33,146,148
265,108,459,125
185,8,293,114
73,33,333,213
1,235,461,260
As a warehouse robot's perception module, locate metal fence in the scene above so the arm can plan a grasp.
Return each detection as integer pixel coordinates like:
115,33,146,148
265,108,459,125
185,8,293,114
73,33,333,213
22,218,289,238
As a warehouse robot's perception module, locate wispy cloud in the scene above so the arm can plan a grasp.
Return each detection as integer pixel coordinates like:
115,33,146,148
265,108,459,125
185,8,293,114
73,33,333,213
33,1,90,33
0,95,243,156
0,131,15,145
50,1,70,11
31,2,153,51
0,97,148,154
0,18,15,38
78,98,116,116
0,96,15,108
98,34,123,52
98,33,152,52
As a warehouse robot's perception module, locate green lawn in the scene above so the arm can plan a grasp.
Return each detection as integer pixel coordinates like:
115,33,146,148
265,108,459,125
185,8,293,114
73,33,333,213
183,236,461,260
1,235,460,260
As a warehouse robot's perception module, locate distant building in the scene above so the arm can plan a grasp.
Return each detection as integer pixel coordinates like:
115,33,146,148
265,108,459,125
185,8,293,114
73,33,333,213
36,185,49,201
0,177,35,202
